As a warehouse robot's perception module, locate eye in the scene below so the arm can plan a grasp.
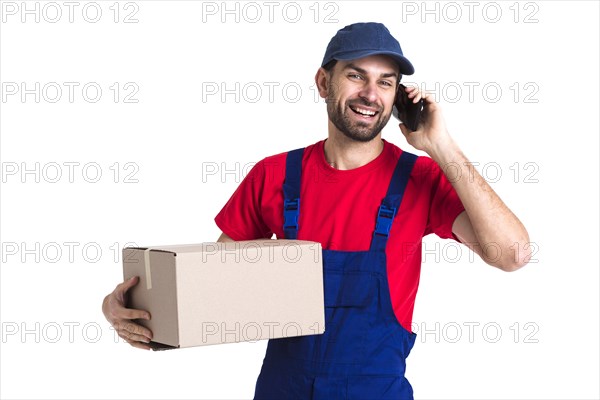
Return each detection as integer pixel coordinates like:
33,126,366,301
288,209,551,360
348,73,363,80
379,80,393,87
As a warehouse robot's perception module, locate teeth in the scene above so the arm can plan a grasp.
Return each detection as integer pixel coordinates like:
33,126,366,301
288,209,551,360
353,107,376,116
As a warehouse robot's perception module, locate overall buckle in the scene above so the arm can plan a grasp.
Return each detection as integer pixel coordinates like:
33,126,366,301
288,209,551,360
283,198,300,230
374,204,397,237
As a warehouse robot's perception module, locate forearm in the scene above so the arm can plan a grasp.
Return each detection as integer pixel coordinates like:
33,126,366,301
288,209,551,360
217,232,235,242
429,137,531,270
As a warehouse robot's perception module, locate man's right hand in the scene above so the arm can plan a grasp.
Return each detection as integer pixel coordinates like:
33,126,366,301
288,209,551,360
102,276,153,350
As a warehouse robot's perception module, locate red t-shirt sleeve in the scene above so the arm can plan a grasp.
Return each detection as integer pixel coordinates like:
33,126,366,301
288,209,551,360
214,159,273,241
423,158,466,242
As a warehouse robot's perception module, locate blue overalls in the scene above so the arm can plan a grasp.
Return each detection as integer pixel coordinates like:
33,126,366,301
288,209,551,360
254,147,419,400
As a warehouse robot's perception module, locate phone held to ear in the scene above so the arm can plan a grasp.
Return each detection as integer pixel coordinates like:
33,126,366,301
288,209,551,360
392,83,424,132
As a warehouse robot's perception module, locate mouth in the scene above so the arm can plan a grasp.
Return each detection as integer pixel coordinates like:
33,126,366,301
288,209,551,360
349,104,380,119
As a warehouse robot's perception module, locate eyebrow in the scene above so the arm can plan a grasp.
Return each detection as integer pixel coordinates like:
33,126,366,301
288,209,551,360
343,63,399,80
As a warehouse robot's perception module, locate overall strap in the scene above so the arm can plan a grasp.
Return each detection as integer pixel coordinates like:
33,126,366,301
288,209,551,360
282,148,305,239
370,151,418,252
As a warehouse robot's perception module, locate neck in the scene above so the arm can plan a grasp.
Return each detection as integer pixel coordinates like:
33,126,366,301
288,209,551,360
323,129,384,170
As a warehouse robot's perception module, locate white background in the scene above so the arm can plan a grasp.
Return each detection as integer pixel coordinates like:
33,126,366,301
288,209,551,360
1,1,598,399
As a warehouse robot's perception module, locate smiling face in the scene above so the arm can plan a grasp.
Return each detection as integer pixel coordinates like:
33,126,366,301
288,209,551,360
318,55,400,143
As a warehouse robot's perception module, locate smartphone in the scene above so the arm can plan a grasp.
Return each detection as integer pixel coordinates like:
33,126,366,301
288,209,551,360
392,83,424,131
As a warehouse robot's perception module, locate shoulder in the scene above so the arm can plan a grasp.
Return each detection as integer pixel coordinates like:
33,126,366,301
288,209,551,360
250,140,324,182
260,140,323,167
383,139,442,181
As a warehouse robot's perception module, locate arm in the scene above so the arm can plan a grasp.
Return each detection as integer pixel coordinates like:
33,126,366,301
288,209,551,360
399,86,531,272
217,232,235,242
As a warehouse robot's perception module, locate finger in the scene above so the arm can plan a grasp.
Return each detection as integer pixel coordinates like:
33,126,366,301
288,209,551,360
406,85,417,98
124,338,152,351
107,290,151,320
421,91,437,105
112,304,151,321
116,320,153,341
116,276,140,294
112,277,139,305
406,87,423,103
117,321,151,339
118,329,151,344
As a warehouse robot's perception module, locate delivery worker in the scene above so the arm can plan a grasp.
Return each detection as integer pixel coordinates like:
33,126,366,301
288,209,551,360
103,22,531,399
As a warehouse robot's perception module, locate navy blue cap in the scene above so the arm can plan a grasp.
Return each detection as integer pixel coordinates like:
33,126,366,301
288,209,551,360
321,22,414,75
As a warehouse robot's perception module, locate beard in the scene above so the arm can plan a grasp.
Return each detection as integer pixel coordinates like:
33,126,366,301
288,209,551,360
326,87,392,143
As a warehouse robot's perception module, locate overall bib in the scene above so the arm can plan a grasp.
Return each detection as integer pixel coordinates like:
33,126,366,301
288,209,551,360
254,147,418,400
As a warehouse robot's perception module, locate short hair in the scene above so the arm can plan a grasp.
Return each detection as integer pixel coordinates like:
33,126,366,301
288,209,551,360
322,59,338,73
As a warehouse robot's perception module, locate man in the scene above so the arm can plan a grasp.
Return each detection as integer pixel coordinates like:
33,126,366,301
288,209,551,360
103,22,530,399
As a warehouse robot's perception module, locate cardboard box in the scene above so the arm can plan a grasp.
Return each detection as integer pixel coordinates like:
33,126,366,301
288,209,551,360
122,239,325,350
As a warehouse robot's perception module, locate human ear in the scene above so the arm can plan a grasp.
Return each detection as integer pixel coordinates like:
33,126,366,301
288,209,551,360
314,68,330,99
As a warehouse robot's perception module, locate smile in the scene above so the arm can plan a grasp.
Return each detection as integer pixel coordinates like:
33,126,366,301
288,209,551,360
349,105,379,118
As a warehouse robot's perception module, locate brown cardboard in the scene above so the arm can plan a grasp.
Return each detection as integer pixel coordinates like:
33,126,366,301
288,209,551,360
122,240,325,350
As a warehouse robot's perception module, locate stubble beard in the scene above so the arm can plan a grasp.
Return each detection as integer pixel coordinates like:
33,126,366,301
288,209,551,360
326,85,391,143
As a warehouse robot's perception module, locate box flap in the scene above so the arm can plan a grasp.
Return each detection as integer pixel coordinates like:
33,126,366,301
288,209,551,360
126,240,320,255
124,246,177,254
148,341,179,351
122,248,180,347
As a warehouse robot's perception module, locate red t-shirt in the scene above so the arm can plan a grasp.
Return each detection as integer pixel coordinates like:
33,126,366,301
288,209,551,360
215,139,465,332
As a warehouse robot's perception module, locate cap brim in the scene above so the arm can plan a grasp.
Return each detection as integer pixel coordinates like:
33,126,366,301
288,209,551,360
327,50,415,75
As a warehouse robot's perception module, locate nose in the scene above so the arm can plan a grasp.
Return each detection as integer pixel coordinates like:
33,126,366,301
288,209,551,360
358,80,378,104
